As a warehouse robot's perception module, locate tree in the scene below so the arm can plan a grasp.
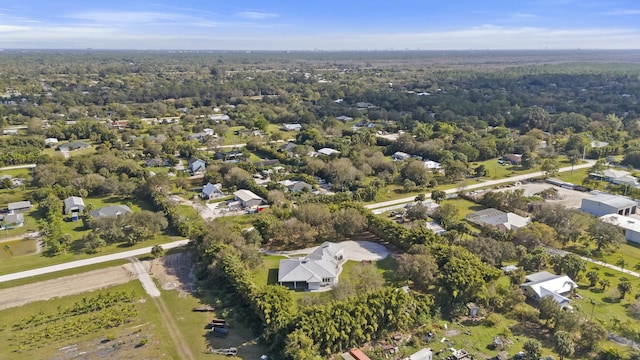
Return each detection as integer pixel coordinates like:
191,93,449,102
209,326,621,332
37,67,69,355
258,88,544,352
283,329,322,360
587,221,626,253
431,203,459,229
617,278,632,299
539,295,562,328
431,189,446,204
541,158,559,177
523,339,542,360
567,149,581,174
474,164,486,177
554,331,575,360
398,249,438,291
554,254,586,280
401,159,431,186
405,203,429,221
580,320,607,351
586,270,600,287
599,279,611,291
151,245,164,258
521,151,539,169
615,257,627,272
332,208,367,236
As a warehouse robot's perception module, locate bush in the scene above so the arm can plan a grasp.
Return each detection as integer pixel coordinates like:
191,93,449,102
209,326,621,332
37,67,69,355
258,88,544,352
484,313,502,327
508,303,539,322
136,338,148,348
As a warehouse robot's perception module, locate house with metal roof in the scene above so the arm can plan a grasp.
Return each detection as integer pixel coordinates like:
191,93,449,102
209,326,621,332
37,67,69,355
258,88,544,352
233,189,264,208
63,196,85,215
466,208,530,231
7,201,32,213
278,242,344,291
520,271,577,310
89,205,132,218
599,213,640,245
581,193,638,217
201,183,224,200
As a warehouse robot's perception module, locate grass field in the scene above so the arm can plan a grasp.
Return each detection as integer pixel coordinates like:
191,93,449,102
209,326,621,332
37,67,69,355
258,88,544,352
0,234,182,276
0,281,175,360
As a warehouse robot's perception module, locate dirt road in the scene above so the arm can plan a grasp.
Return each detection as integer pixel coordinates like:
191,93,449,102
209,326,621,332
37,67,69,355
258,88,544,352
0,264,136,310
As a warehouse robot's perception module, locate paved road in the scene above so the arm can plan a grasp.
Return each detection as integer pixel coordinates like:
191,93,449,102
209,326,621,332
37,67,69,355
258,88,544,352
365,160,595,210
0,163,36,171
0,239,190,283
546,246,640,279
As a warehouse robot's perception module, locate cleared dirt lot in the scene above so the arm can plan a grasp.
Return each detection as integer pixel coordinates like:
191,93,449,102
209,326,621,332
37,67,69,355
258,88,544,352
492,182,593,209
0,264,136,310
150,251,194,295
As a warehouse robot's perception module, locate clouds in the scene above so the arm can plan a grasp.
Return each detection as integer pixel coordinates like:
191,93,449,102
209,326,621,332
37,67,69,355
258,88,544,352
237,11,279,20
0,1,640,50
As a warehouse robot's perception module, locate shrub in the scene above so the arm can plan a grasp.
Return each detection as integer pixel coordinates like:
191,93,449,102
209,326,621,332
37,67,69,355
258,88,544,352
508,303,539,322
484,313,502,327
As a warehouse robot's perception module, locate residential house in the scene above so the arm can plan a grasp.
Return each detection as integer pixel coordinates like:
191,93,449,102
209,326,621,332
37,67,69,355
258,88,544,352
44,138,59,147
392,151,411,161
3,129,18,135
214,150,245,162
254,159,281,167
520,271,577,310
209,114,230,122
233,189,264,208
589,169,640,188
279,142,298,154
581,193,638,217
201,183,224,200
342,348,371,360
0,212,24,229
7,201,32,213
466,208,530,231
336,115,354,122
317,148,340,156
58,141,90,152
145,158,170,167
599,213,640,245
423,160,442,172
89,205,132,218
279,180,312,192
188,158,206,175
403,348,433,360
278,242,344,290
501,153,523,166
63,196,85,215
280,123,302,131
235,129,263,137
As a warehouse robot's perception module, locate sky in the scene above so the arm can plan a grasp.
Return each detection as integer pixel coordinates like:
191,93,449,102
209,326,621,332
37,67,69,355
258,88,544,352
1,0,640,50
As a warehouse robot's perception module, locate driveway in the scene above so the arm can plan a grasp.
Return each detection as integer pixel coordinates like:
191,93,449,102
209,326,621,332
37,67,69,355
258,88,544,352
265,240,388,261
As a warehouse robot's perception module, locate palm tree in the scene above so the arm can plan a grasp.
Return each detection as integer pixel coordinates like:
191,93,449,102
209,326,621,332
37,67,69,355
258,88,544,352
3,244,12,257
615,257,627,273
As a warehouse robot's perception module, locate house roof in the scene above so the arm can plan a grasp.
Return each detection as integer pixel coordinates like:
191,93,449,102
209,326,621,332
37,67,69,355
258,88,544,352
89,205,132,218
282,123,302,130
466,208,530,230
583,193,637,209
278,242,343,283
502,153,523,163
348,349,372,360
522,271,577,304
45,138,58,144
405,348,433,360
59,141,89,150
279,180,312,192
202,182,222,196
424,160,442,169
2,212,23,224
318,148,340,156
392,151,411,159
600,213,640,233
602,169,630,178
233,189,263,203
8,201,31,210
64,196,85,209
279,142,297,152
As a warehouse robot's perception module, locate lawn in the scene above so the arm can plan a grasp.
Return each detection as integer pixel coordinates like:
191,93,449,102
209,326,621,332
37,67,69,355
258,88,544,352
160,286,268,359
599,242,640,273
555,167,590,185
0,234,183,276
442,197,486,220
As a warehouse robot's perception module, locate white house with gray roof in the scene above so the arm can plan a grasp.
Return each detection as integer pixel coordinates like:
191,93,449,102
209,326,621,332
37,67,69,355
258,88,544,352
233,189,264,208
520,271,577,310
581,193,638,217
278,242,344,290
466,208,530,231
89,205,132,218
